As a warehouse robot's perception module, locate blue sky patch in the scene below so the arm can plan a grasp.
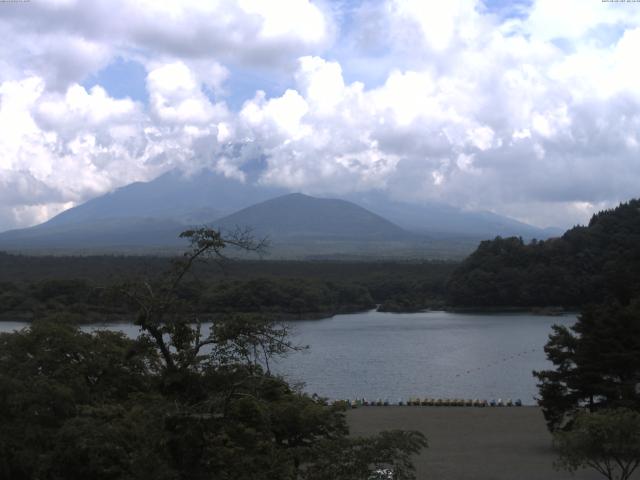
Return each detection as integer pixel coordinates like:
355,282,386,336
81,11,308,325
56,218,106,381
481,0,533,20
83,57,148,104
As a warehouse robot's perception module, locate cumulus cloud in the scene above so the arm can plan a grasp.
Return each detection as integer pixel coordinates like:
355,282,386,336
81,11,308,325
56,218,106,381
233,1,640,227
0,0,332,89
146,62,227,124
0,63,235,230
524,0,640,42
0,0,336,230
1,0,640,232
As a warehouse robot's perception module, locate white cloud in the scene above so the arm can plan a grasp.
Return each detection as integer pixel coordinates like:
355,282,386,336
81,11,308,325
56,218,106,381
36,85,138,135
147,62,227,124
214,156,246,182
240,89,311,141
237,0,328,44
0,0,332,90
0,61,237,230
524,0,640,42
295,56,346,115
1,0,640,232
388,0,484,52
230,4,640,227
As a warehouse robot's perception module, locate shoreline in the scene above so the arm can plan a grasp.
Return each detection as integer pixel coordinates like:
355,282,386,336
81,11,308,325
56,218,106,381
443,306,577,316
0,305,579,324
0,306,369,324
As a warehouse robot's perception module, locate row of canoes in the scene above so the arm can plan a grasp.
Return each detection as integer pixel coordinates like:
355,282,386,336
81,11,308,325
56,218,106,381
330,398,523,407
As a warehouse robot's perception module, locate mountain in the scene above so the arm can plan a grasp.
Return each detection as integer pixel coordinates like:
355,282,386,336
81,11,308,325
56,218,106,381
212,193,410,240
0,169,284,252
3,168,558,239
0,168,560,256
0,217,186,251
42,169,284,228
344,191,562,239
0,191,417,255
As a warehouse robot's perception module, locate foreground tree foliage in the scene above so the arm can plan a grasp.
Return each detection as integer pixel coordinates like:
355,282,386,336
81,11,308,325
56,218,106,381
0,228,426,479
534,299,640,431
554,408,640,480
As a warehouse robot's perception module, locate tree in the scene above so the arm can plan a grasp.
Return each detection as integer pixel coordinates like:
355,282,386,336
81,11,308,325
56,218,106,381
0,227,427,479
554,408,640,480
120,226,270,374
534,298,640,431
0,321,162,480
447,199,640,309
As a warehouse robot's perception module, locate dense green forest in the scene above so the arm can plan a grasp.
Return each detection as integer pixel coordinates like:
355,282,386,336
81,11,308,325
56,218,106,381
0,229,426,479
447,199,640,308
0,254,456,321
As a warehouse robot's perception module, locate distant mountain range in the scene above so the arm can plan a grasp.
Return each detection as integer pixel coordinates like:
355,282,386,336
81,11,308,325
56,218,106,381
43,169,284,227
0,169,561,258
345,190,561,239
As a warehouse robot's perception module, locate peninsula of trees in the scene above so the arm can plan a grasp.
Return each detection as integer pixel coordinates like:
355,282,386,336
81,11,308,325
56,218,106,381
447,199,640,308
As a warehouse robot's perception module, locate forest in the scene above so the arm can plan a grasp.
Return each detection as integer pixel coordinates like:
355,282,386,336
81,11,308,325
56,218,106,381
446,199,640,308
0,253,456,321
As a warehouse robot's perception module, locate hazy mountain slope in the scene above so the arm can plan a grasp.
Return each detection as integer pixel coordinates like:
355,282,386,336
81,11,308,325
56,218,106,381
13,168,557,240
41,169,284,228
344,191,561,239
0,192,418,254
0,218,187,250
0,168,560,256
212,193,411,240
0,169,283,250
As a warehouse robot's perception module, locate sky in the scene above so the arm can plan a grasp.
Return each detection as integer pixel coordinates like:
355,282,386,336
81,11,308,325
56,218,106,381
1,0,639,232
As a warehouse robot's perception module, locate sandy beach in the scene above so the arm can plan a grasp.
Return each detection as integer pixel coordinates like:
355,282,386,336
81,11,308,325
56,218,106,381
347,406,633,480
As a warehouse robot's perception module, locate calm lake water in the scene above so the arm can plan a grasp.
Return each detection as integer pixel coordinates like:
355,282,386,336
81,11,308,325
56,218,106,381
0,311,576,405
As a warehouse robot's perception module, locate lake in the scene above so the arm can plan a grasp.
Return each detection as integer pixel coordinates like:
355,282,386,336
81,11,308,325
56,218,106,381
0,310,576,405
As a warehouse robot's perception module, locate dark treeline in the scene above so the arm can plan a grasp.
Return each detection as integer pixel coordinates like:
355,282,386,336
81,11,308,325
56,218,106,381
0,254,457,320
447,199,640,308
0,229,427,479
535,298,640,431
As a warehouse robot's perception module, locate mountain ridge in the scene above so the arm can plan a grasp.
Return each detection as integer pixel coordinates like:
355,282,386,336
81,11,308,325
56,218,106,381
0,192,418,255
0,169,561,257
